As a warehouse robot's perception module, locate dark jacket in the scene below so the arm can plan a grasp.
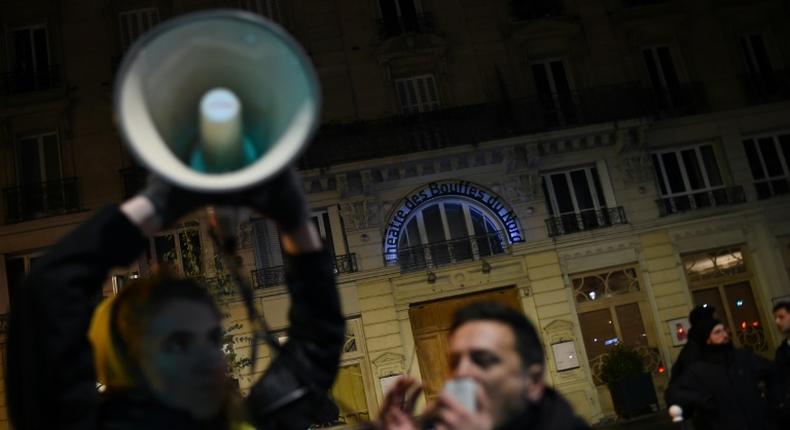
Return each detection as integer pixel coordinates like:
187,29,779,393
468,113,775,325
669,328,704,384
499,387,591,430
665,344,773,430
6,206,345,430
771,339,790,423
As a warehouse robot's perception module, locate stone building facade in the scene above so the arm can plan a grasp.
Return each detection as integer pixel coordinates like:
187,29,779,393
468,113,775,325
2,0,790,427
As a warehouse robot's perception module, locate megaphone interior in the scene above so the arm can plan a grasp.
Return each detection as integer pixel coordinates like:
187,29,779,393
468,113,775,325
114,10,320,193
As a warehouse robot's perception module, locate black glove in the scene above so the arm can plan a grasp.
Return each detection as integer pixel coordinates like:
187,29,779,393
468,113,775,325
242,167,310,233
140,175,213,229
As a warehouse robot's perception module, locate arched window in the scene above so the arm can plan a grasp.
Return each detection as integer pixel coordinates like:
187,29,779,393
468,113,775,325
396,199,505,271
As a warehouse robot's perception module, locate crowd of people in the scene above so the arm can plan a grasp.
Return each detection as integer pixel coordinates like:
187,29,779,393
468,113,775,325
5,166,790,430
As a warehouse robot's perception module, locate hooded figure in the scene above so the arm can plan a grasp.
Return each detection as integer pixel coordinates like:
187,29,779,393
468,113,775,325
666,318,773,430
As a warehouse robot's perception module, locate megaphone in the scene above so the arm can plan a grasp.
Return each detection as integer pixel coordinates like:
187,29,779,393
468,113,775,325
114,10,320,193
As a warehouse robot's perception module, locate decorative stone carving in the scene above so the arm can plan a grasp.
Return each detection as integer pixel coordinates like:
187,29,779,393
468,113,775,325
618,152,654,183
372,351,406,377
342,199,380,231
500,173,541,203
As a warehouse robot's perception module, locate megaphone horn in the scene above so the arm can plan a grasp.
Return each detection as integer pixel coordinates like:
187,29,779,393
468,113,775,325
114,10,321,193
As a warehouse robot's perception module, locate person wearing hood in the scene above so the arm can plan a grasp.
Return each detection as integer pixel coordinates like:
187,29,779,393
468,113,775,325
666,317,773,430
6,169,345,430
669,305,717,384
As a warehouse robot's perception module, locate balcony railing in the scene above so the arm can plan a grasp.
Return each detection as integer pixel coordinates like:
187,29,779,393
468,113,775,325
252,253,359,289
739,70,790,105
511,0,565,20
546,207,628,237
120,166,149,200
300,82,708,169
0,65,63,96
393,230,507,273
754,177,790,200
376,12,435,40
656,186,745,217
3,178,81,224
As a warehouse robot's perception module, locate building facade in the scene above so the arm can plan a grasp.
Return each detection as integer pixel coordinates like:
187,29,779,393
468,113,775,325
2,0,790,427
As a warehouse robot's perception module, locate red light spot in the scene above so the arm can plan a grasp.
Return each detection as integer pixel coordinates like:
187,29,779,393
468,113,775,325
741,321,747,330
752,321,759,327
658,367,666,374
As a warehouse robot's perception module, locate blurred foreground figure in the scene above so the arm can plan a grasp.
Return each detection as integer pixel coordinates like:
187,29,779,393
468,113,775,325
6,169,345,430
771,301,790,424
375,302,590,430
666,318,773,430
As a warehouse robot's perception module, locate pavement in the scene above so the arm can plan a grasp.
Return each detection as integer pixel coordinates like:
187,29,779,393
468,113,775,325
593,412,679,430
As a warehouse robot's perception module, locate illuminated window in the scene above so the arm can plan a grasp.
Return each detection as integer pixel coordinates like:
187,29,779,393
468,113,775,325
149,220,203,277
396,199,505,271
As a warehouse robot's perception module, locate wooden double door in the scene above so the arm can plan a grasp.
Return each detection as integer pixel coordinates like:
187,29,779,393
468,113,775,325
409,287,522,401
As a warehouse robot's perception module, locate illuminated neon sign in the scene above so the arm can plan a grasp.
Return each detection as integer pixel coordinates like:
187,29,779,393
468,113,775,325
383,180,524,263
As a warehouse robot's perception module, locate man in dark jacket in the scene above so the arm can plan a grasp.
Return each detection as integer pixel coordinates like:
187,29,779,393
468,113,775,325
772,301,790,424
376,302,590,430
669,305,717,384
666,317,773,430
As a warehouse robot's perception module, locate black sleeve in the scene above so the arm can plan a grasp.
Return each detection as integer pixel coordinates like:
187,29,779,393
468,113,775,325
6,206,148,430
246,249,345,429
665,365,714,415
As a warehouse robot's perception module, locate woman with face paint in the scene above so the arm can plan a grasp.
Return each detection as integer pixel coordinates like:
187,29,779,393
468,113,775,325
6,169,345,430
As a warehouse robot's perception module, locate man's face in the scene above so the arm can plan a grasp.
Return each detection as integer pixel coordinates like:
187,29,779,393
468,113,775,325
139,299,228,419
774,308,790,335
448,320,543,427
706,324,730,345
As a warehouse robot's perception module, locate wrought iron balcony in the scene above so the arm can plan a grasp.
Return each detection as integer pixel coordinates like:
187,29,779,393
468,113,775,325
545,207,628,237
120,166,148,200
0,65,63,96
739,70,790,105
333,253,359,274
393,230,507,273
754,177,790,200
376,12,435,40
656,186,746,217
300,82,708,170
3,178,81,224
251,253,359,289
511,0,565,20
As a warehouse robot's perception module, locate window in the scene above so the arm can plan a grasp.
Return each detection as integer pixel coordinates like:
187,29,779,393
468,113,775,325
5,132,79,222
542,165,624,236
119,7,160,50
397,199,505,271
572,265,660,386
378,0,424,38
16,132,62,185
395,75,440,114
683,247,770,353
10,25,53,92
642,45,683,110
739,34,773,78
651,143,742,215
230,0,282,22
531,59,577,126
149,221,203,277
251,208,352,288
742,133,790,199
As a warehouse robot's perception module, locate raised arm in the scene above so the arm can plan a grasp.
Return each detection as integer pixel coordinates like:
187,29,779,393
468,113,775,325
6,205,149,429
